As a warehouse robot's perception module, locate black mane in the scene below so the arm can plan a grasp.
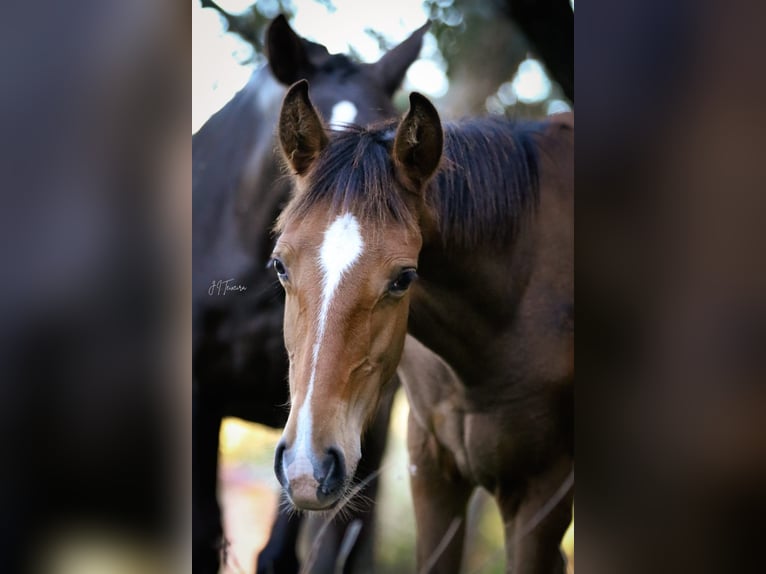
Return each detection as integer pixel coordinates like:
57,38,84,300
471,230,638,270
279,117,543,248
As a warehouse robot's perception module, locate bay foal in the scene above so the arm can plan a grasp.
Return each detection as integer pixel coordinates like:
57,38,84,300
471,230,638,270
193,16,429,573
272,81,573,573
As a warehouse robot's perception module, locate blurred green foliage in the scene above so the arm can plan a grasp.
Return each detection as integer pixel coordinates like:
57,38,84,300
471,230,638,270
202,0,571,118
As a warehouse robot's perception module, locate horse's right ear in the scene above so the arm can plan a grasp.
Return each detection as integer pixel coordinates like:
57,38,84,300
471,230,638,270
393,92,443,189
371,21,430,96
266,15,312,85
279,80,328,176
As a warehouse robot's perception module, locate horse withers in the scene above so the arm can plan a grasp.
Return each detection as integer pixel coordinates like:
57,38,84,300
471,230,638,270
193,14,429,573
272,80,573,573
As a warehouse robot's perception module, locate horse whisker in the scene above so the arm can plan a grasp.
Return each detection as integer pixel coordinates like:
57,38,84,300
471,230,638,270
418,517,463,574
334,519,363,574
298,464,388,574
514,469,574,540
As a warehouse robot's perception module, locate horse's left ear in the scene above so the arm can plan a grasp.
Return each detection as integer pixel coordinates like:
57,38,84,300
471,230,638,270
266,15,313,85
279,80,328,176
393,92,443,189
371,22,430,96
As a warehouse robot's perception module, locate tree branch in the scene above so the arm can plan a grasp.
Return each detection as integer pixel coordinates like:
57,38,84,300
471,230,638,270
200,0,259,47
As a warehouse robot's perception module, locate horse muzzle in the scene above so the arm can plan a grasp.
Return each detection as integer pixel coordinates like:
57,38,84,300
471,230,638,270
274,441,347,510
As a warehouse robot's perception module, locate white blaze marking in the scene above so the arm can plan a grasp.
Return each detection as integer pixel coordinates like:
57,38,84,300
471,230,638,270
329,100,358,127
290,213,364,470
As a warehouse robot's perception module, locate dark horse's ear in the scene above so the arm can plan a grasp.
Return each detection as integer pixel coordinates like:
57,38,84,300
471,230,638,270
371,22,430,96
279,80,328,176
266,15,312,85
393,92,443,189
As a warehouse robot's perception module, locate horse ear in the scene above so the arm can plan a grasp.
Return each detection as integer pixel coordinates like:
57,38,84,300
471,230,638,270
279,80,328,176
371,22,430,96
393,92,443,189
266,15,312,85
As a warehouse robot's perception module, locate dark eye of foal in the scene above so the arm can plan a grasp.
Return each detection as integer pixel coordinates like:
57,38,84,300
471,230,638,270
270,258,288,281
389,268,418,294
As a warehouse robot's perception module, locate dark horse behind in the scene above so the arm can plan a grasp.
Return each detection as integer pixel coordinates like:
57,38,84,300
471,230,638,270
192,11,428,574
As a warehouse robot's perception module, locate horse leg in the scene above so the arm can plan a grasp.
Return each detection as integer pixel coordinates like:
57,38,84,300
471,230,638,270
498,456,573,574
407,410,473,574
301,378,398,574
255,506,301,574
192,385,224,574
341,377,397,573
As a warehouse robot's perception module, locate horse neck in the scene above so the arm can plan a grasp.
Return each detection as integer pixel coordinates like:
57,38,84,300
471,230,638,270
192,69,286,302
409,120,574,393
408,231,535,387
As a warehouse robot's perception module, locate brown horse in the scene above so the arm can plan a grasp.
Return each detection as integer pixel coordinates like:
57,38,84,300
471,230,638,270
193,14,429,573
271,80,573,573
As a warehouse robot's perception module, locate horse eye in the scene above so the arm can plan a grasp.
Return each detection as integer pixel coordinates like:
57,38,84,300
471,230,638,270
270,258,288,280
390,269,417,294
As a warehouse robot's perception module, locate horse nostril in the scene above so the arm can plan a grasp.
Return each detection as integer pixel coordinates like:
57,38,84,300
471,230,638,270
318,446,346,497
273,441,287,487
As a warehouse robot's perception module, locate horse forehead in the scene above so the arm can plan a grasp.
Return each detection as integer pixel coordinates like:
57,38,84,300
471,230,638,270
310,76,391,122
282,210,414,266
318,213,365,277
314,93,382,124
329,100,358,126
309,215,397,298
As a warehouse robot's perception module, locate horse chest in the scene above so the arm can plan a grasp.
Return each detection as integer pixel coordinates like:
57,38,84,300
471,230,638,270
426,399,540,489
461,410,535,488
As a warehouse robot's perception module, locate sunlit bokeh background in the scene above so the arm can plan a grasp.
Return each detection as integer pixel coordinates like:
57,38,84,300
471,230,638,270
217,392,577,574
193,0,572,132
193,1,573,571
